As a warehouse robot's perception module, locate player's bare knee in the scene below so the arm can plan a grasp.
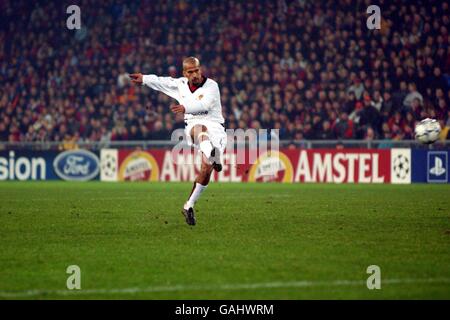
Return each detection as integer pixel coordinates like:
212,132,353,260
191,125,209,144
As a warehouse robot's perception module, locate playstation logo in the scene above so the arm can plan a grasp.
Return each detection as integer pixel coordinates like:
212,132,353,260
427,151,448,183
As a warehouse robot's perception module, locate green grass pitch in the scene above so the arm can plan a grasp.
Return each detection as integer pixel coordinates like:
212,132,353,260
0,182,449,299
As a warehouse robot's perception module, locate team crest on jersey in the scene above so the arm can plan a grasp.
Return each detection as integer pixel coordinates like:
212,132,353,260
118,151,159,181
198,94,204,100
248,151,294,183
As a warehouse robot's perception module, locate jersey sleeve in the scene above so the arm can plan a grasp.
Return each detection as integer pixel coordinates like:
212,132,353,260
181,82,219,114
142,75,180,100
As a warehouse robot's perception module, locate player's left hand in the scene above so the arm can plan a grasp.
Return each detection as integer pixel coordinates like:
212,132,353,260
171,105,185,114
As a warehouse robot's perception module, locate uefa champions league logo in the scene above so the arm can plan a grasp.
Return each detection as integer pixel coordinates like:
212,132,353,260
392,154,410,180
101,153,117,179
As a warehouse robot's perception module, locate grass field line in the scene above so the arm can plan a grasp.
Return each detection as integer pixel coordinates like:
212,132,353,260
1,277,449,298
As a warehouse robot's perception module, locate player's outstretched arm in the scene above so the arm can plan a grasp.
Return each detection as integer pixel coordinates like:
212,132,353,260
129,73,179,100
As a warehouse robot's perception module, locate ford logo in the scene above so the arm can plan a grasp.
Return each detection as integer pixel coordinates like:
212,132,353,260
53,150,100,181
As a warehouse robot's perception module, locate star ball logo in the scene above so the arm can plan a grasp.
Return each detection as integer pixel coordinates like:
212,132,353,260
390,149,411,184
101,152,117,179
392,154,410,180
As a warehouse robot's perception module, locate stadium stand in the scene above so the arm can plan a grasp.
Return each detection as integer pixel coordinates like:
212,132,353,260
0,0,449,145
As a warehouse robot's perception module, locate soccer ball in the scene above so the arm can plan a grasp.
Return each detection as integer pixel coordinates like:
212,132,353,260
414,118,441,144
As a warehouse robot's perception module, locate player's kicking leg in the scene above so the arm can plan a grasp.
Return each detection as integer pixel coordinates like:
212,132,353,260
181,124,221,226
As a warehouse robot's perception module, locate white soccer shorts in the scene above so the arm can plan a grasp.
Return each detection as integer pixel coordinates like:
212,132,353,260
184,119,227,156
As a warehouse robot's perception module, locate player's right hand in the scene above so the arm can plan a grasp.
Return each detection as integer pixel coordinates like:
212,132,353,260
129,73,143,85
170,105,185,114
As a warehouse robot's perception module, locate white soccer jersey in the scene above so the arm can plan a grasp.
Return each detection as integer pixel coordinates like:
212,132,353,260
142,75,225,124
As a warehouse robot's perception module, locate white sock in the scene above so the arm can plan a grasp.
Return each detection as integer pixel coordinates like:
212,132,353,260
199,140,213,158
184,183,207,209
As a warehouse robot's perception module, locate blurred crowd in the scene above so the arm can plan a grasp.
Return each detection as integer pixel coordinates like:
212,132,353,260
0,0,449,145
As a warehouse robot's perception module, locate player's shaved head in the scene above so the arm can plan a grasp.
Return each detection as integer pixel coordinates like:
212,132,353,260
183,57,200,70
182,56,202,86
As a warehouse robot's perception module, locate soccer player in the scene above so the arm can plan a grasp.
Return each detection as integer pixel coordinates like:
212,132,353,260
130,57,226,226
